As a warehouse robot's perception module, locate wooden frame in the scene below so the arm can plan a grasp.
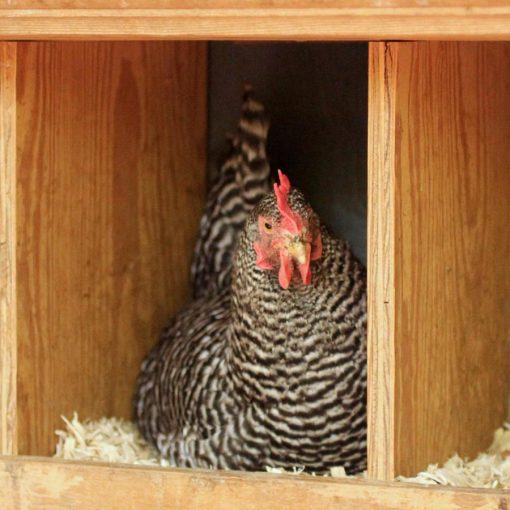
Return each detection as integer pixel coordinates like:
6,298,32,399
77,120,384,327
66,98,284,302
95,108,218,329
1,5,510,509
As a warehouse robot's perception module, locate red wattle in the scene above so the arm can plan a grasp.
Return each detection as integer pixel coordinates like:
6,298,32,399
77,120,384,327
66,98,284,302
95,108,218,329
254,241,273,270
311,232,323,261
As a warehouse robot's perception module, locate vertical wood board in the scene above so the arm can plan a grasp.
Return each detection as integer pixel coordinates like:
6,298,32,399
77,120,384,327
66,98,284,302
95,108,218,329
367,41,398,481
16,41,207,455
0,43,17,456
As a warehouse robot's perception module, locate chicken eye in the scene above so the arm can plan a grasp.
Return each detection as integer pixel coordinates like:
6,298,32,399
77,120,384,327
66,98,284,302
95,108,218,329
264,222,273,232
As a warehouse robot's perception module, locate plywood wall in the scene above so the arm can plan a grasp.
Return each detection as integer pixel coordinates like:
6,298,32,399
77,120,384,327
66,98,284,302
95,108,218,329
16,42,207,455
369,41,510,478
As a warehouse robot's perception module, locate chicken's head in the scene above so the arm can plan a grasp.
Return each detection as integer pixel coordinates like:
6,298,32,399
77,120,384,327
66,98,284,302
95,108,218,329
252,170,323,289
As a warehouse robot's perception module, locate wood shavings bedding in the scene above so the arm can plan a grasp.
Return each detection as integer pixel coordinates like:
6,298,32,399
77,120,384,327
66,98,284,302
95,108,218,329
54,413,169,467
54,414,510,488
397,423,510,489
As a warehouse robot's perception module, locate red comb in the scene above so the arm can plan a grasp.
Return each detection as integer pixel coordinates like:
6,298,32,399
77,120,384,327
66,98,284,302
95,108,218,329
274,170,303,234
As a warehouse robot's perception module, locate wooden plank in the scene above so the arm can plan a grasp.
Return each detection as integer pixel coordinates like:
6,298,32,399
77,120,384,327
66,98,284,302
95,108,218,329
0,456,508,510
373,41,510,477
0,43,17,456
6,1,510,8
367,42,398,481
16,42,207,455
2,8,510,40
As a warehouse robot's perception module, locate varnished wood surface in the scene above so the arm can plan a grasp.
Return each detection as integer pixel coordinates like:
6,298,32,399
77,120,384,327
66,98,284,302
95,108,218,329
367,42,398,482
369,41,510,477
6,1,510,8
0,43,17,456
2,5,510,40
0,456,508,510
395,41,510,476
16,41,207,455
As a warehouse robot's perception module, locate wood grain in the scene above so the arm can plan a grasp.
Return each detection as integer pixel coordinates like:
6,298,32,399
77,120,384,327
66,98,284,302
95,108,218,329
6,0,510,8
0,43,17,456
0,456,508,510
3,7,510,40
367,42,398,482
369,41,510,477
16,42,207,455
396,41,510,476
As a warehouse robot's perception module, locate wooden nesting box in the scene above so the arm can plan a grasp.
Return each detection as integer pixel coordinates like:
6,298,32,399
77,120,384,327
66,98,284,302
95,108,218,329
1,4,510,509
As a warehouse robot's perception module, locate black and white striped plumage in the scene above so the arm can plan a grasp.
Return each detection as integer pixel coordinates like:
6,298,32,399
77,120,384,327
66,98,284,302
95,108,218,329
190,89,270,299
134,91,367,474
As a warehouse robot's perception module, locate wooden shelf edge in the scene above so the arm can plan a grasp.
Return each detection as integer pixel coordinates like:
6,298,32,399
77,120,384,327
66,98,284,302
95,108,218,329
2,9,510,39
0,456,508,509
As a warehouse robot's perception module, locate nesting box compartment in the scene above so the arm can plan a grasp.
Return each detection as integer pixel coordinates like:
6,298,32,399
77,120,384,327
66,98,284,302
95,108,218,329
0,25,510,510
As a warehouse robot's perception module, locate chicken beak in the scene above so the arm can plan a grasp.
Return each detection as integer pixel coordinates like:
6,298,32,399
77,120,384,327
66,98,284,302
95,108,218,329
287,240,312,286
287,241,307,265
278,235,317,289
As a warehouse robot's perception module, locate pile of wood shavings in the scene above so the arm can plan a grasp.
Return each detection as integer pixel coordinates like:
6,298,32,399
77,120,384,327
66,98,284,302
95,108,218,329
54,413,169,467
54,414,510,487
398,423,510,489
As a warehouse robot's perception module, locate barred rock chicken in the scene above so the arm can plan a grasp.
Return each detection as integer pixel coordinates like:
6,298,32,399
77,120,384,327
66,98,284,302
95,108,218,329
134,90,367,474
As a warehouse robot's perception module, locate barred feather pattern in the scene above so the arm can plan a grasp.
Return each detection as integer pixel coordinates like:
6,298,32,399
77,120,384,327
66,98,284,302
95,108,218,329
134,187,367,474
190,89,270,299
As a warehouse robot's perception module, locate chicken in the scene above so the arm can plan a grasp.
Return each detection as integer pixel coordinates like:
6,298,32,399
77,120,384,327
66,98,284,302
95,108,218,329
133,92,367,475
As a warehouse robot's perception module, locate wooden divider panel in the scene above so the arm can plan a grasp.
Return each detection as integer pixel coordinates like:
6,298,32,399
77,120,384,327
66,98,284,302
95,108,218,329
367,41,398,481
16,41,207,455
369,41,510,478
0,43,17,456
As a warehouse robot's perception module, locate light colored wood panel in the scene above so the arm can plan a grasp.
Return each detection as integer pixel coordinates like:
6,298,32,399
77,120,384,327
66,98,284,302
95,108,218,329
0,43,17,456
6,0,508,7
393,42,510,476
3,8,510,40
0,456,508,510
6,1,510,8
16,41,207,455
367,42,398,481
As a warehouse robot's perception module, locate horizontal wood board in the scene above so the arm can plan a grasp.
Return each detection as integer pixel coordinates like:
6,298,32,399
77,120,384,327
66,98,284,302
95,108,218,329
3,5,510,39
16,41,207,455
6,1,510,7
0,456,508,510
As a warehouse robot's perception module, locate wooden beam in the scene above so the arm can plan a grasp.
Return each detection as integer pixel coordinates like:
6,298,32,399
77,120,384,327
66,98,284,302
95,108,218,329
0,43,17,456
0,456,508,510
2,6,510,40
4,0,510,7
367,41,398,481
